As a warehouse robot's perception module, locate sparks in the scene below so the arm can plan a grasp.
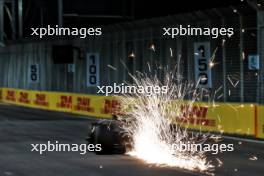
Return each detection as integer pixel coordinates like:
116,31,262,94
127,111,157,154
149,44,156,52
222,39,226,46
227,75,240,88
249,156,258,161
209,61,215,68
128,52,135,59
242,51,245,60
169,48,173,57
117,70,216,174
107,64,117,71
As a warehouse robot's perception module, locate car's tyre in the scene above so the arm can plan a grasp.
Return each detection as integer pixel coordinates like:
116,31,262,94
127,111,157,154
85,124,94,144
93,124,114,154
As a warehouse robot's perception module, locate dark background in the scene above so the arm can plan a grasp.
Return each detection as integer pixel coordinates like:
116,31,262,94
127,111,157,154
24,0,245,26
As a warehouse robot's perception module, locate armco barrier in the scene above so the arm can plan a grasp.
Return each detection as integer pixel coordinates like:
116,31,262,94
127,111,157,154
0,87,263,139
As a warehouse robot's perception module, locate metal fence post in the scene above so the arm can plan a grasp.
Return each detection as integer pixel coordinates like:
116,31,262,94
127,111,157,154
240,15,245,102
0,0,4,45
18,0,23,38
257,11,264,104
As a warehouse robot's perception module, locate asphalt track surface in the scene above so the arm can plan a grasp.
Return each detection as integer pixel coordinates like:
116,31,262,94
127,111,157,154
0,103,263,176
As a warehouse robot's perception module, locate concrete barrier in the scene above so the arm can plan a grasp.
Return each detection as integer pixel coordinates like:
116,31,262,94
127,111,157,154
0,87,263,139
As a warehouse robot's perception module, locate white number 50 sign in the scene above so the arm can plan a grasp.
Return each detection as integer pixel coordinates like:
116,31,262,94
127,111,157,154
28,64,39,83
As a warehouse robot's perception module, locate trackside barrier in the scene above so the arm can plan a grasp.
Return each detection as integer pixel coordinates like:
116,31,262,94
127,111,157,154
176,102,255,137
0,87,263,139
0,88,117,118
0,88,2,101
257,105,264,138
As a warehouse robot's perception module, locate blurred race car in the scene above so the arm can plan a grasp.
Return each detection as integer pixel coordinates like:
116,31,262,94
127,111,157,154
86,117,132,154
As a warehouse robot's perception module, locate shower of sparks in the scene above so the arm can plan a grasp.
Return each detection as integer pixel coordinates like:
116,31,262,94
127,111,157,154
215,86,222,94
242,51,245,60
217,94,224,100
147,62,151,72
169,48,173,57
216,158,223,167
208,47,218,69
217,115,221,122
209,135,222,142
249,156,258,161
211,47,218,62
209,61,215,68
116,69,217,175
222,39,226,46
150,44,156,52
107,64,117,71
129,52,136,59
227,75,240,88
200,76,208,82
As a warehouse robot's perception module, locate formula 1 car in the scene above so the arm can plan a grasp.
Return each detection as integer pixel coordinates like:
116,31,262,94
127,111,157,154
86,116,132,154
85,115,204,154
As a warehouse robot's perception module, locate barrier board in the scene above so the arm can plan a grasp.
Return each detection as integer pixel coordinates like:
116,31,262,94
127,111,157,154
0,87,262,138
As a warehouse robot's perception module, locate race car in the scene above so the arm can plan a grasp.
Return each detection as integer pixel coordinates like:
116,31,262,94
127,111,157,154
85,116,203,154
86,117,132,154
